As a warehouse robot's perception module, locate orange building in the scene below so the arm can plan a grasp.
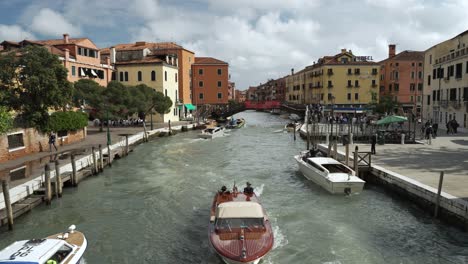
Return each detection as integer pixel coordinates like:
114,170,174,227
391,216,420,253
379,45,424,113
192,57,229,105
1,34,114,86
235,90,246,103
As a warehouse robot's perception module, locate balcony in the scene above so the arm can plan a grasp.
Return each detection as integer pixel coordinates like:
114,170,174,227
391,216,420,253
371,70,378,75
346,84,353,88
450,101,462,109
354,71,360,75
327,84,333,88
371,84,378,88
327,71,334,76
347,72,353,75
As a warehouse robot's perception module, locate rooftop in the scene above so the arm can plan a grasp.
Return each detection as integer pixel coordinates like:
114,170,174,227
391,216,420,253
194,57,228,65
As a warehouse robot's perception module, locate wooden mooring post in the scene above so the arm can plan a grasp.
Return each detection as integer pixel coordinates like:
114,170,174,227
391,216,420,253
71,154,77,186
44,164,52,205
345,144,350,166
55,160,62,198
92,146,98,175
333,141,338,160
293,124,296,141
353,146,359,177
99,144,104,172
2,180,14,230
434,171,445,218
107,144,112,167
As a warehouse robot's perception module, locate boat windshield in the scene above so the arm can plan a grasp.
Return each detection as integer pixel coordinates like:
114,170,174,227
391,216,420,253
47,244,73,263
215,218,264,230
205,128,214,133
322,163,353,174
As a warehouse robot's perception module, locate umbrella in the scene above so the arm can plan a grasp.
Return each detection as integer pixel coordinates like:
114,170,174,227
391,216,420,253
376,115,408,125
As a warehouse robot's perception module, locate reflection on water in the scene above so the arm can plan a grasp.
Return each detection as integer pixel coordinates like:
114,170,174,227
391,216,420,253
0,111,468,264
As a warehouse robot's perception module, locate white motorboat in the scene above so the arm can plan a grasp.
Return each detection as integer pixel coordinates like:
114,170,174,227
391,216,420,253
198,126,225,139
0,225,87,264
284,122,302,132
294,152,365,194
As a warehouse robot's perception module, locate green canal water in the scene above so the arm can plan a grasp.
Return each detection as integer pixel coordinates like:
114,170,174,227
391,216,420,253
1,111,468,264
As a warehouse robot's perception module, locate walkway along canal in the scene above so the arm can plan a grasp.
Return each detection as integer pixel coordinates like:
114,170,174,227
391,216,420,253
0,111,468,263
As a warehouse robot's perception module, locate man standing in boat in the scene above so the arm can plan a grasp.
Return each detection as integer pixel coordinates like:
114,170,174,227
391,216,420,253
244,182,254,195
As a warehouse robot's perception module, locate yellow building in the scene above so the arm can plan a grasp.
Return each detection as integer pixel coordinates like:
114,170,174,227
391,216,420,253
113,49,180,123
286,49,380,113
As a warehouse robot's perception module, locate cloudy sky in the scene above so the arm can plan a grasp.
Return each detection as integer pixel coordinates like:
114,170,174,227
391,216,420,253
1,0,467,90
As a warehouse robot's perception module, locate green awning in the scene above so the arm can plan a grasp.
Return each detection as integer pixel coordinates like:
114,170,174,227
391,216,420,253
184,104,196,110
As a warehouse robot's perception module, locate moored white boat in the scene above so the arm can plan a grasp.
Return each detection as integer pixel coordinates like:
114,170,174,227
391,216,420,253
199,126,225,139
0,225,87,264
294,152,365,194
285,122,302,132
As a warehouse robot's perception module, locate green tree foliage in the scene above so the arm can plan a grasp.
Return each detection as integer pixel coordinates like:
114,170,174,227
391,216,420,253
0,106,13,134
73,79,103,109
46,111,88,133
151,89,172,115
0,45,73,130
369,94,400,114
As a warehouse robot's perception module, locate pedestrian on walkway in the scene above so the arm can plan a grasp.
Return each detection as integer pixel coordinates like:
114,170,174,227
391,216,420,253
49,132,58,152
432,123,438,138
370,133,377,155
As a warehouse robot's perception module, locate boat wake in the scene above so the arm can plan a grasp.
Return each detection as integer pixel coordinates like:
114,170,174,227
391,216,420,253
272,225,288,250
254,183,265,196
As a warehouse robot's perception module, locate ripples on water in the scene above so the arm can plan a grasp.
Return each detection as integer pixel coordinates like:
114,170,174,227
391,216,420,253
1,111,468,264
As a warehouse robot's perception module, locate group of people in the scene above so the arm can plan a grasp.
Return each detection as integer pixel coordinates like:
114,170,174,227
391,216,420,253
422,121,439,139
219,182,254,196
94,118,145,127
446,118,459,134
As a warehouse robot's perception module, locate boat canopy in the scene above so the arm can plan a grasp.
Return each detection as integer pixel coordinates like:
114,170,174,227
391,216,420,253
0,239,64,264
216,202,264,218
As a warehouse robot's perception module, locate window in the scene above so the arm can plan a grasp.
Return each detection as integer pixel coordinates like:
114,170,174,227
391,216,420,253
354,68,360,75
410,83,415,91
395,71,399,80
412,62,415,67
389,84,392,92
455,63,462,78
165,89,167,97
199,81,204,87
450,88,457,101
341,58,348,63
419,62,422,67
198,69,203,75
347,68,352,75
151,71,156,81
372,68,378,75
372,80,376,86
347,80,352,87
199,93,204,100
394,83,399,92
124,72,128,82
427,95,431,106
396,63,399,66
466,61,468,73
429,54,432,64
327,69,333,75
328,81,333,88
464,87,468,101
427,75,431,86
217,81,222,87
71,66,76,76
418,83,423,91
327,93,333,100
111,72,116,81
120,72,124,82
410,96,414,102
175,73,178,82
138,71,142,81
355,93,359,100
433,69,436,79
217,92,222,99
433,91,436,101
354,80,359,87
217,69,222,75
448,65,454,77
164,71,167,81
347,93,351,100
411,71,415,79
8,133,24,150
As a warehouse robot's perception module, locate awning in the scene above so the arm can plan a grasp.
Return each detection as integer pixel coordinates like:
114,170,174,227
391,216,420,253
184,104,196,110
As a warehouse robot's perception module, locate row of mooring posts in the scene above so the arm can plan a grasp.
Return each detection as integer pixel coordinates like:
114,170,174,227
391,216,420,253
1,141,121,230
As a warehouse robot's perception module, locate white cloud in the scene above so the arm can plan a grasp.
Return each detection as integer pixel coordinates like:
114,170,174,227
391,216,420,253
0,24,34,41
30,8,81,37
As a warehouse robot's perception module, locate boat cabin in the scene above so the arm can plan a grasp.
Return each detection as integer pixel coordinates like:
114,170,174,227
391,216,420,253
214,202,265,231
0,239,76,264
304,157,354,175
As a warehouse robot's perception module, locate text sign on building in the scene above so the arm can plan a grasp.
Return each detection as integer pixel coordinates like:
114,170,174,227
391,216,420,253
355,56,373,62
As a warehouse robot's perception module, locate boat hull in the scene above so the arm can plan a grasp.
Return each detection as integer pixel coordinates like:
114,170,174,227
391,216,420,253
198,129,224,139
221,256,262,264
295,155,364,194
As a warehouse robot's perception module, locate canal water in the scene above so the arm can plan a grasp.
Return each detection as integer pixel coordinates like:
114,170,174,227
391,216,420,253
1,111,468,264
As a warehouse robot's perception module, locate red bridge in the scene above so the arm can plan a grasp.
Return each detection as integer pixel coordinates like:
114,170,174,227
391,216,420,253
244,100,281,110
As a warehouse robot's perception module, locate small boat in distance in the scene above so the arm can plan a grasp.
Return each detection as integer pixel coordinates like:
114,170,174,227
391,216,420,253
285,122,302,132
199,126,225,139
270,108,281,115
209,183,274,264
294,151,365,194
226,118,246,129
0,225,87,264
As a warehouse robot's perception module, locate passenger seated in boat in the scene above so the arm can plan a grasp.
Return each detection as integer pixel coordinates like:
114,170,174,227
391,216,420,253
244,182,254,195
219,185,227,194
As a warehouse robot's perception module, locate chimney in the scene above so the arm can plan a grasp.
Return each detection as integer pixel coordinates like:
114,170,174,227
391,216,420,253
135,41,146,46
291,68,294,75
110,47,116,64
63,33,69,44
389,44,396,58
341,48,347,53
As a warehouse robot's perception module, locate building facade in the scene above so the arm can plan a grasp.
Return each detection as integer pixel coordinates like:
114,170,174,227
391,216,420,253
379,45,424,114
235,90,246,103
101,41,195,117
1,34,114,86
423,30,468,129
228,82,236,101
192,57,229,105
286,49,380,113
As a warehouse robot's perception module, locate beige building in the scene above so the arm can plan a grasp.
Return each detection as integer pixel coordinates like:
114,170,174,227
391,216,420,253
423,30,468,129
105,44,180,122
286,49,379,113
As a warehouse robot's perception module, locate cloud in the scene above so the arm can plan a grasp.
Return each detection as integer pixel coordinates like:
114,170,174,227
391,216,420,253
30,8,81,37
0,24,34,41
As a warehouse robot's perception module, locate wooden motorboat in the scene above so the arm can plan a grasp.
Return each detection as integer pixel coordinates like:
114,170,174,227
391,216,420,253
199,126,225,139
227,118,246,129
294,151,365,194
0,225,87,264
285,122,302,132
209,185,274,264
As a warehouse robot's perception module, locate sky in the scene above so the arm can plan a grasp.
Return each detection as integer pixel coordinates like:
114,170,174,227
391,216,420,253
1,0,468,90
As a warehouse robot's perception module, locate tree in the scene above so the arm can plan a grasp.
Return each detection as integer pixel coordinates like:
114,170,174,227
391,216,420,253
151,90,172,115
0,106,13,134
369,94,400,114
0,45,73,130
73,79,103,110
